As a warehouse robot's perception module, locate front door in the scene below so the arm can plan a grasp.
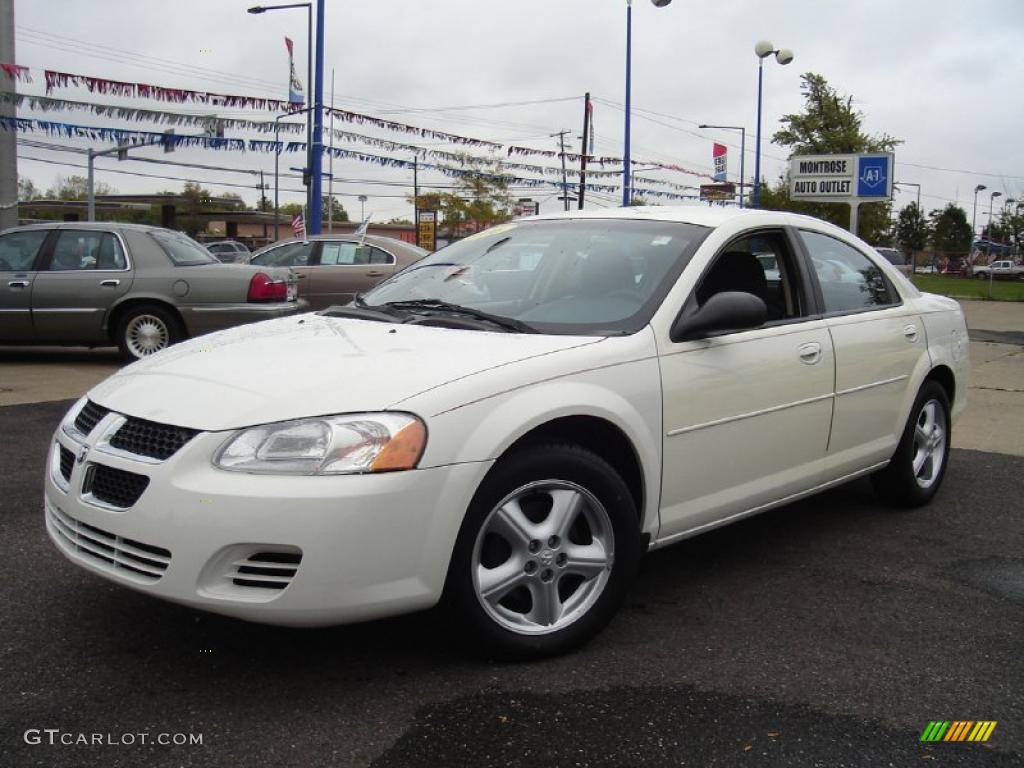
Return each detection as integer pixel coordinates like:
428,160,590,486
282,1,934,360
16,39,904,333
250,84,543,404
0,229,51,342
309,241,396,308
657,229,835,541
31,229,134,344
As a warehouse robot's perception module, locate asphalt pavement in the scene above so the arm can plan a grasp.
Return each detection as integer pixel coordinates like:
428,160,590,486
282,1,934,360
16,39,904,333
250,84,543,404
0,399,1021,767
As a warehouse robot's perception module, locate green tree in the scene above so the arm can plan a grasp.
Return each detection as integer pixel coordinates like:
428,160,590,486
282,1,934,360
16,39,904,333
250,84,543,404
895,203,929,271
386,217,413,225
765,72,901,243
929,204,972,257
322,196,349,223
17,178,39,201
47,175,115,200
410,155,512,235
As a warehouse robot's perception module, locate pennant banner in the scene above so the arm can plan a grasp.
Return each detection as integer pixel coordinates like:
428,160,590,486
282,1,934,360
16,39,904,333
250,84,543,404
285,37,304,106
0,62,32,83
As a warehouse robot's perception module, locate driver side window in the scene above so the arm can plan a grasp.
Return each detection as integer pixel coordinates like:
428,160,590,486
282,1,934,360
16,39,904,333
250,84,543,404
694,230,807,324
252,241,313,267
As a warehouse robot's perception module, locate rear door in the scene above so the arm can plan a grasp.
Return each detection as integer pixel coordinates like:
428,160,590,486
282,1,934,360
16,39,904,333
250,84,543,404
796,229,929,478
308,241,395,308
250,240,317,295
31,229,134,343
0,229,50,341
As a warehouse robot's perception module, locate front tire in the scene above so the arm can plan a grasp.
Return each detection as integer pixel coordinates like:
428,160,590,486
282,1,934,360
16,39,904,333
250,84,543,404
115,304,184,362
872,380,951,507
445,443,641,660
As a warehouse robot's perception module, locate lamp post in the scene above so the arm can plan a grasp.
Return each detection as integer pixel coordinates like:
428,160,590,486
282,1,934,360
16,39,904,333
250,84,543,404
699,123,746,207
248,2,316,230
358,194,367,222
752,40,793,209
987,190,1003,243
895,181,921,212
622,0,673,207
971,183,986,261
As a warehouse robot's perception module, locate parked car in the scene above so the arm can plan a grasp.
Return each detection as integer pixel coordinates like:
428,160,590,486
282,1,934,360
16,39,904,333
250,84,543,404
205,240,252,264
972,259,1024,280
0,223,303,361
874,247,913,275
44,208,967,659
247,235,428,309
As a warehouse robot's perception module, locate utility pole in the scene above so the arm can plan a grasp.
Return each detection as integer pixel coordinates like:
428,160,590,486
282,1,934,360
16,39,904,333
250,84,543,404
413,155,419,225
327,68,334,233
578,92,591,210
0,0,17,230
552,129,571,211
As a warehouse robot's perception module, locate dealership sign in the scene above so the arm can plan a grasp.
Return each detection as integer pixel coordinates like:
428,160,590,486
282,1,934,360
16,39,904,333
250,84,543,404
789,153,893,202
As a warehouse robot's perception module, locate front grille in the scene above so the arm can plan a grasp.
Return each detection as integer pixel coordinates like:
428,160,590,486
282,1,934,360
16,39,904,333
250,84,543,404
229,550,302,590
86,464,150,508
74,400,109,435
110,417,198,461
47,504,171,583
58,445,74,482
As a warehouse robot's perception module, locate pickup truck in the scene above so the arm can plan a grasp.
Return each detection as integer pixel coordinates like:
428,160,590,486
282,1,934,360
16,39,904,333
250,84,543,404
973,260,1024,280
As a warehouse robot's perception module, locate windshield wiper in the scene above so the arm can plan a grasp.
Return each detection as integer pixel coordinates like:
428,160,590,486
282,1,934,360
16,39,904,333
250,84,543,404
380,299,538,334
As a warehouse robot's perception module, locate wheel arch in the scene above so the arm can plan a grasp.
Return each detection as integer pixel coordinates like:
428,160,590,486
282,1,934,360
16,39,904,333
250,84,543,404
105,296,186,342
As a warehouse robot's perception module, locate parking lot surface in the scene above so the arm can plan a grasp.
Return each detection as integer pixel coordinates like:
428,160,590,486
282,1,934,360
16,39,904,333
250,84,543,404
1,399,1021,767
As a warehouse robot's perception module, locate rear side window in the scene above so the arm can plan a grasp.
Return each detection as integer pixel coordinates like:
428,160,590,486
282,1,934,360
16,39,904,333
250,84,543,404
368,246,394,265
48,231,127,271
252,241,314,267
0,230,48,271
149,230,219,266
799,230,897,313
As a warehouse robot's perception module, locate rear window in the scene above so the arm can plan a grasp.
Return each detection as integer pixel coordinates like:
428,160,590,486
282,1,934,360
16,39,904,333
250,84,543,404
149,230,219,266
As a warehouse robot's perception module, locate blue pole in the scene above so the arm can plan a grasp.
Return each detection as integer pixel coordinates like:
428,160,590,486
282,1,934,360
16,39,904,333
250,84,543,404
622,1,632,207
753,57,763,209
309,0,324,234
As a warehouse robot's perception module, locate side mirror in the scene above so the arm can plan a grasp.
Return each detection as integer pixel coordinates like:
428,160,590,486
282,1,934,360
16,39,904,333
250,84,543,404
671,291,767,342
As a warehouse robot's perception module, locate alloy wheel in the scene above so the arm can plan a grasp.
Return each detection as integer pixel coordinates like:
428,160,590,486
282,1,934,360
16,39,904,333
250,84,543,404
472,480,615,635
125,314,170,358
912,399,947,489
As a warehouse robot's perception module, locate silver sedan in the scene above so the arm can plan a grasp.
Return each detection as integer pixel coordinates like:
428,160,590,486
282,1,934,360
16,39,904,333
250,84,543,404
0,222,304,361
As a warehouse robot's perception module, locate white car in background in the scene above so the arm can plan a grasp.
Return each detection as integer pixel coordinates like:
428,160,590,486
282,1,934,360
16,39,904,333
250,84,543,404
44,207,968,659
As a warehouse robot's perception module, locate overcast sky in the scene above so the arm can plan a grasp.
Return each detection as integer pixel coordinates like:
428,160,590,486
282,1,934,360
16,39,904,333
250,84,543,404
11,0,1024,225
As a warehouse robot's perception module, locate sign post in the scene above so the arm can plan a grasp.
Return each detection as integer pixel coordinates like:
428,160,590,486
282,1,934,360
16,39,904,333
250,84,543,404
417,210,437,252
789,152,894,235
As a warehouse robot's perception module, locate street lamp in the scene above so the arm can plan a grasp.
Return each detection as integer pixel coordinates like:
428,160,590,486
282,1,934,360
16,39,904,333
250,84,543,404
989,191,1003,246
622,0,673,207
699,123,746,207
358,194,367,221
971,184,987,258
895,181,921,212
752,40,793,208
249,4,312,221
248,1,324,235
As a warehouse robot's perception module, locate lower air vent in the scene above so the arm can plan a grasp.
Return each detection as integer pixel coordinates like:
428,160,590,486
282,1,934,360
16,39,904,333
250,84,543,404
86,464,150,508
46,503,171,583
229,550,302,590
58,445,74,482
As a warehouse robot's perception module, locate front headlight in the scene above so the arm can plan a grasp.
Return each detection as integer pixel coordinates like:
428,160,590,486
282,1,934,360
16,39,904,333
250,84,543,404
214,413,426,475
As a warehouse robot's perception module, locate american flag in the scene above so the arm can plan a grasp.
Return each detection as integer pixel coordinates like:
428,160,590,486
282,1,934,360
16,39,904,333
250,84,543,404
291,213,306,239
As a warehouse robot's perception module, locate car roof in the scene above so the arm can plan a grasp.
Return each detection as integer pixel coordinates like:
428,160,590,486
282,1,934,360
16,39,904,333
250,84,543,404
257,234,425,253
528,205,833,230
5,221,169,233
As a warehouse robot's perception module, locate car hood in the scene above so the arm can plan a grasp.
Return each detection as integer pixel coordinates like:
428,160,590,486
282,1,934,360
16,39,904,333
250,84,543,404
89,314,603,431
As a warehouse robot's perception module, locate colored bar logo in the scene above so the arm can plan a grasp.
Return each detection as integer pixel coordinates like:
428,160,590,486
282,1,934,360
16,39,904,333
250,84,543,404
920,721,997,742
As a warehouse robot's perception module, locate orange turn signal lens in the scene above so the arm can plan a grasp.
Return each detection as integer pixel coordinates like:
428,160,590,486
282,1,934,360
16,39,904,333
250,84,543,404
371,419,427,471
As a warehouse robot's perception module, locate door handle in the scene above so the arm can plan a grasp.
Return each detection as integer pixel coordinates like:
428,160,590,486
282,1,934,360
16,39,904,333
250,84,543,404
366,270,384,277
798,341,822,365
99,279,120,288
903,324,918,342
7,280,29,289
296,273,308,279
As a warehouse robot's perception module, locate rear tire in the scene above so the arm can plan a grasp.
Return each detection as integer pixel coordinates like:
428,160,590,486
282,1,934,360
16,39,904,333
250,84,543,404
444,442,641,660
115,304,184,362
871,380,951,508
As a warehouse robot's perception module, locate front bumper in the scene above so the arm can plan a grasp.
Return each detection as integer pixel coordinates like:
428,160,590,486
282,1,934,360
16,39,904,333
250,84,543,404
44,416,491,626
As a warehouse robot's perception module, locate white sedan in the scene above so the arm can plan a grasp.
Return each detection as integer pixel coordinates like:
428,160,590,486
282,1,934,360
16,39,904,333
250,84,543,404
44,207,968,659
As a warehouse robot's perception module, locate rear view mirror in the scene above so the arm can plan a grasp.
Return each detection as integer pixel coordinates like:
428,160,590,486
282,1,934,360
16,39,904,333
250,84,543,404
671,291,767,342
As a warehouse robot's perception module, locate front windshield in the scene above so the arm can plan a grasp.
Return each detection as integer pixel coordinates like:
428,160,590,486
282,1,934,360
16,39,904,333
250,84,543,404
362,218,709,335
149,229,219,266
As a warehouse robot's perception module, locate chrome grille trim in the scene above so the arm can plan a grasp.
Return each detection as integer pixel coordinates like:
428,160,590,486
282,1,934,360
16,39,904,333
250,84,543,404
46,503,171,583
